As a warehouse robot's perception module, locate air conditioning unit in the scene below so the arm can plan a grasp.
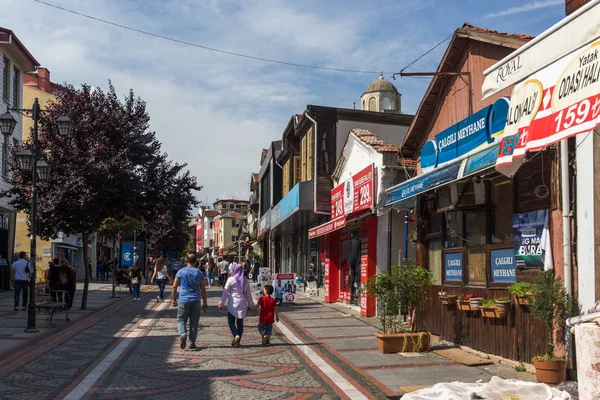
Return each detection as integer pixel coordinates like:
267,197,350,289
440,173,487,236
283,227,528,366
436,184,458,212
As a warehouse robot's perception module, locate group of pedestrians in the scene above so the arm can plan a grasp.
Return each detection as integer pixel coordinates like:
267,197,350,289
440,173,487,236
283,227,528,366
8,252,77,311
174,254,278,350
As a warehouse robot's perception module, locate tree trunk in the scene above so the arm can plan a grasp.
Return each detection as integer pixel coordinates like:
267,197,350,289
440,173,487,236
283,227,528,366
80,231,90,310
111,234,116,298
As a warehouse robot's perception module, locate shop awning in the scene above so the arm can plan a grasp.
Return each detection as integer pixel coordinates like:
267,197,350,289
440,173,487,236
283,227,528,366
481,1,600,177
382,143,500,208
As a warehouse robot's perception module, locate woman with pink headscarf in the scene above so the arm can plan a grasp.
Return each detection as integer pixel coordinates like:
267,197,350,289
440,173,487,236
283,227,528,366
218,263,254,347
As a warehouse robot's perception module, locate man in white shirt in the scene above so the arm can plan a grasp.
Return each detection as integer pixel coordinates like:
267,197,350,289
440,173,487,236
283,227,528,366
219,257,230,287
10,251,30,311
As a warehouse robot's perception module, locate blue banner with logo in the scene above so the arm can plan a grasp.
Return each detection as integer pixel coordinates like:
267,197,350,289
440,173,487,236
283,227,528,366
463,143,501,177
121,240,134,268
444,252,463,281
491,248,517,283
385,162,461,206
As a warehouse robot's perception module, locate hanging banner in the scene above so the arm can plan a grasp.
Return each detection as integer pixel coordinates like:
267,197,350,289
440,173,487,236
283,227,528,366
496,39,600,177
120,241,134,268
512,209,547,270
196,221,203,252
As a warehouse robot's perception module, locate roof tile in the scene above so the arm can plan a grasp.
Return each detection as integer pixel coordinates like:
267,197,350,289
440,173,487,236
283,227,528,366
351,129,400,153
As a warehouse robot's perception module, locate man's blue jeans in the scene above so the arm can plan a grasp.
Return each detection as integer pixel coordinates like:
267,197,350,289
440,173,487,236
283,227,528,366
177,301,201,346
207,271,214,286
132,282,141,298
227,312,244,337
14,279,28,308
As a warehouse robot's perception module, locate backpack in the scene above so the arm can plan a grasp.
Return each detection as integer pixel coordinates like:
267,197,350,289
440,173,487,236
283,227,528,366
59,269,68,285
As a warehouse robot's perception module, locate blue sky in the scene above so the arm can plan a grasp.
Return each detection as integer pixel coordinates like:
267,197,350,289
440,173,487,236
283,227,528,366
1,0,566,207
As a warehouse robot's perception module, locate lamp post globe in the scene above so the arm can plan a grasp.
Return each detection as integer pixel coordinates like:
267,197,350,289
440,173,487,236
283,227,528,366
16,148,34,172
36,159,51,181
56,114,72,137
0,111,17,136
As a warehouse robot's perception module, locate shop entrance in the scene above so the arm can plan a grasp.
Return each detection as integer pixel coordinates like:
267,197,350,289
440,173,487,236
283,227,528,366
340,230,361,304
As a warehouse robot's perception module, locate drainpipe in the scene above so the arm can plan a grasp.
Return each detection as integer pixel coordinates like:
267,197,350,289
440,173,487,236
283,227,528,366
560,139,573,372
404,213,409,261
305,113,329,215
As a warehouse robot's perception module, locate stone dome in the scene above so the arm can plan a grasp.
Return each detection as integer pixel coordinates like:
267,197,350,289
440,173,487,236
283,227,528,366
363,73,398,94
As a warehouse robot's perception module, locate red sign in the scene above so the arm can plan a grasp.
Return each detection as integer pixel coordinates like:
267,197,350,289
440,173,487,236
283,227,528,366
308,216,346,239
274,273,295,280
331,164,375,217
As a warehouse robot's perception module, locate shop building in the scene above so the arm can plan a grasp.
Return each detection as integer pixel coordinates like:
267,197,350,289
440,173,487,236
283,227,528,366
258,141,283,272
268,103,412,281
0,28,40,266
381,24,563,363
309,129,416,315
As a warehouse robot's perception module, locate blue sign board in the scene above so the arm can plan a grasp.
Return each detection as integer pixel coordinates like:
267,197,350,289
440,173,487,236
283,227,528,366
121,240,134,268
385,162,461,206
420,98,509,171
444,252,463,281
491,248,517,283
279,183,300,221
463,143,501,177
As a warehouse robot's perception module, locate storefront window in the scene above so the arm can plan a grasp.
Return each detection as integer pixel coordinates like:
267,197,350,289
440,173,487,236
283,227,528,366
491,177,513,244
428,239,442,284
445,211,463,248
465,210,486,286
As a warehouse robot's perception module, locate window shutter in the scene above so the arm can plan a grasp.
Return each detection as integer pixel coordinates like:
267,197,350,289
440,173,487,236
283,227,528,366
293,156,301,186
307,129,313,181
283,160,290,195
301,136,307,181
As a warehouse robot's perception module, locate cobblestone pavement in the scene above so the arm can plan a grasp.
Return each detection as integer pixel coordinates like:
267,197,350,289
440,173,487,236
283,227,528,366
0,286,376,400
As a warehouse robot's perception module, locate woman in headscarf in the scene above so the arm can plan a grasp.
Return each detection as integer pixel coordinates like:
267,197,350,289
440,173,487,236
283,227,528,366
218,263,254,347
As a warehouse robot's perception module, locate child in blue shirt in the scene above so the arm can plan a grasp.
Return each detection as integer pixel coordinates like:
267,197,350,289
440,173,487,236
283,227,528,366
274,280,284,305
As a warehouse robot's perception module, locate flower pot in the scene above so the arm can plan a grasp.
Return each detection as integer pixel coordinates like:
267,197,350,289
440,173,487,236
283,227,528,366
480,307,498,318
496,300,511,317
458,300,471,311
533,358,567,384
440,295,457,305
469,297,482,311
515,293,534,306
374,332,430,354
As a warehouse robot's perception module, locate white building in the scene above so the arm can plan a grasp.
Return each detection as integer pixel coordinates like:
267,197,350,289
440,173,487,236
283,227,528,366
0,27,39,264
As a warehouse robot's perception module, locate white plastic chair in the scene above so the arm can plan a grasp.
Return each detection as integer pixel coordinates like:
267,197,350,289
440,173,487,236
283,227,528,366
306,281,317,296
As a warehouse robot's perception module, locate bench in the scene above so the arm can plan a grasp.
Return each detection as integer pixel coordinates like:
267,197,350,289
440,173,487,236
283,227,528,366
35,286,70,327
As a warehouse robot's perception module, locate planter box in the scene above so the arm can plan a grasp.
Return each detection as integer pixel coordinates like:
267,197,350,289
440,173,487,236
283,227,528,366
515,295,534,306
458,300,471,311
533,358,567,384
440,295,457,305
496,301,512,317
480,307,499,318
374,332,430,354
469,298,482,311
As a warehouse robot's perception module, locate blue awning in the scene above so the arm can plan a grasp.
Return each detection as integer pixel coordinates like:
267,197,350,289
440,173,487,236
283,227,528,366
382,143,500,208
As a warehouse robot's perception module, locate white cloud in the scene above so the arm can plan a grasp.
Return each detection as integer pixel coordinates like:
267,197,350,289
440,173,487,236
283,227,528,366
484,0,562,18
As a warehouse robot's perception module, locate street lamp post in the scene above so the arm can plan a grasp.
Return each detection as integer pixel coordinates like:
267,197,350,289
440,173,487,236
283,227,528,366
0,98,71,332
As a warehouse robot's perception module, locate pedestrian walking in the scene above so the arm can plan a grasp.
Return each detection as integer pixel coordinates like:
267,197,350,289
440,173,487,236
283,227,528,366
250,258,260,283
172,255,208,350
95,255,103,281
60,259,76,308
207,257,216,287
130,260,143,300
218,263,254,347
218,257,229,287
151,258,171,302
10,251,30,311
250,284,279,345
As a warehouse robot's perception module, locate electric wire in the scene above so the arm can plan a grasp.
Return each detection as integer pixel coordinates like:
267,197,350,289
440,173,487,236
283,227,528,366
33,0,391,75
398,33,454,74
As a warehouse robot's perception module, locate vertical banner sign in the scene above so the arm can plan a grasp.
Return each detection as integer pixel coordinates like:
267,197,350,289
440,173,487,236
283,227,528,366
513,209,547,269
444,253,463,281
330,184,345,219
360,217,377,317
121,240,134,268
196,221,203,252
491,248,517,283
273,273,296,303
360,236,369,314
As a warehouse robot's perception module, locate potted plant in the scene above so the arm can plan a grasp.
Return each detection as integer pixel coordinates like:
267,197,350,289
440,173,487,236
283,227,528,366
480,299,498,318
458,293,476,311
438,291,457,305
507,281,534,305
365,259,433,354
529,270,578,384
495,296,512,317
469,296,482,311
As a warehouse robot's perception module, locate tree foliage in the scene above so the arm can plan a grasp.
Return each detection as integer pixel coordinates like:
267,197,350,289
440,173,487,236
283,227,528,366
3,82,199,308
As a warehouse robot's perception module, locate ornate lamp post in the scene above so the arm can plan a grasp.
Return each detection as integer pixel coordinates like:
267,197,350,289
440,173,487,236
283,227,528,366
0,98,71,332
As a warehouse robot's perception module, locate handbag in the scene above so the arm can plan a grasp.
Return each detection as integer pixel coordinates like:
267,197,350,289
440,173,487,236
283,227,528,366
132,277,139,285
